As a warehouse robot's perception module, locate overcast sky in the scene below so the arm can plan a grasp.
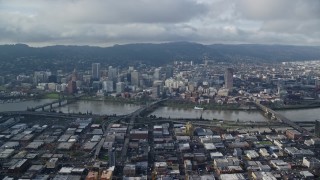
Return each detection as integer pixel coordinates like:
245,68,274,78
0,0,319,46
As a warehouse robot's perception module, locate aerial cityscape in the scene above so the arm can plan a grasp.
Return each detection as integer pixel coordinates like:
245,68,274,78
1,0,320,180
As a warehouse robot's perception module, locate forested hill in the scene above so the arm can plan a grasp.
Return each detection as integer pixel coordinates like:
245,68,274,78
0,42,320,74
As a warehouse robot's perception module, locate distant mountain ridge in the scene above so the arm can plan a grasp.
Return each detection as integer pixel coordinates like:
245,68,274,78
0,42,320,75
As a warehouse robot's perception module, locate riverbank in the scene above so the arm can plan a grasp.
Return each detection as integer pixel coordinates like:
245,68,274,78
78,96,152,106
40,92,152,105
272,104,320,110
40,92,320,111
164,99,320,111
163,100,255,110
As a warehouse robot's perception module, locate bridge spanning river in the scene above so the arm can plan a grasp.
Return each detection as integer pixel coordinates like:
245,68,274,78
0,97,313,138
27,94,85,111
253,101,312,136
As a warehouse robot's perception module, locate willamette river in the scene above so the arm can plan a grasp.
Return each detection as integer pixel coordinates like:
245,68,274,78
150,107,270,122
0,99,319,121
150,107,320,122
54,100,140,115
0,99,140,116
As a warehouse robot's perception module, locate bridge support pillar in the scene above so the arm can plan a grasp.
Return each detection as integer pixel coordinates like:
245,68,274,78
42,107,45,111
59,100,62,107
50,104,53,109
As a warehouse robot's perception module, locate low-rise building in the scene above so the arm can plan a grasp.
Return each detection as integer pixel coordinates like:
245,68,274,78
46,158,59,169
204,143,216,151
154,162,167,175
130,130,148,140
251,171,276,180
270,160,291,170
86,171,98,180
184,160,192,173
259,148,270,157
123,164,136,177
101,170,113,180
8,159,29,173
286,129,302,140
303,157,320,169
220,173,245,180
244,150,259,159
284,147,314,157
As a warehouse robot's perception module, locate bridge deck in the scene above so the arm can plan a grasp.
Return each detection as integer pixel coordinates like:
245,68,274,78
253,101,312,136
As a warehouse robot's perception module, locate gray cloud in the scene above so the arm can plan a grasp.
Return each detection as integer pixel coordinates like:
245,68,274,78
0,0,319,46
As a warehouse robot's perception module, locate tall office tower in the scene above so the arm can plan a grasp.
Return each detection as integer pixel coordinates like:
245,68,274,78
315,120,320,137
131,70,140,86
71,68,78,82
224,68,234,89
153,68,160,80
108,66,118,80
92,63,101,80
126,73,132,83
67,80,77,94
165,66,173,79
152,85,161,98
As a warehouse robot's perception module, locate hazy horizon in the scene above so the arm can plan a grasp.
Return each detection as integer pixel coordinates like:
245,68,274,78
2,41,320,48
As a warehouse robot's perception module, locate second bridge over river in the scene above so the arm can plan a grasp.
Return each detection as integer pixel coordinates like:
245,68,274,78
253,101,312,136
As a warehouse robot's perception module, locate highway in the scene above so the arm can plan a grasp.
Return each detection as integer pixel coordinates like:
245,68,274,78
119,99,167,164
0,110,104,119
93,116,123,161
93,98,167,163
0,98,167,165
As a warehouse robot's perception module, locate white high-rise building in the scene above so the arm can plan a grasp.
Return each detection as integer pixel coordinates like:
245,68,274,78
102,80,114,92
108,66,118,80
116,82,125,93
153,68,161,80
131,70,140,86
92,63,101,79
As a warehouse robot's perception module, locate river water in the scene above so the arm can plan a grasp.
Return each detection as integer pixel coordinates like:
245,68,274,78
0,99,319,122
149,107,270,122
277,108,320,122
0,99,54,111
54,100,141,116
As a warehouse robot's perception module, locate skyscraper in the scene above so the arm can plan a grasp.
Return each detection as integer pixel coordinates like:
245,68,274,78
102,80,114,92
71,68,78,82
108,66,118,81
92,63,101,80
67,80,77,94
116,82,125,93
153,68,160,80
131,70,140,86
165,66,173,79
225,68,234,89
